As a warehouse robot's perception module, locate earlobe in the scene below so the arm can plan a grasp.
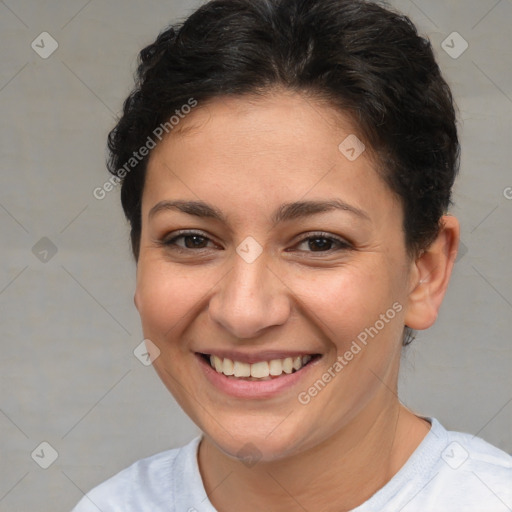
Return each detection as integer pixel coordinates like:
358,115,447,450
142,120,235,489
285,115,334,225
404,215,460,330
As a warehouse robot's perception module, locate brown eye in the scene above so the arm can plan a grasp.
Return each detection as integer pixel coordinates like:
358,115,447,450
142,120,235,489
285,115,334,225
306,237,334,252
179,234,209,249
161,230,216,251
294,232,351,253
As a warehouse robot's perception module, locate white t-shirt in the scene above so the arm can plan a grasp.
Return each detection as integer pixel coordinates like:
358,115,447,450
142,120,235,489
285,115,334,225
71,417,512,511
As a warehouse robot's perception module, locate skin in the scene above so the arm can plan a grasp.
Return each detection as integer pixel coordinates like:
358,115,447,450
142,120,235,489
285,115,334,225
134,90,460,511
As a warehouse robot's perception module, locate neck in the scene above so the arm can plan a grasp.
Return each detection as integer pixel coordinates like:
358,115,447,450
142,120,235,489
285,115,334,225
198,402,431,512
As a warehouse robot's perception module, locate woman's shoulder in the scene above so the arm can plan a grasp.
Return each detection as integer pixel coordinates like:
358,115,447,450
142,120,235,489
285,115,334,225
354,417,512,512
401,417,511,511
71,436,204,512
425,420,512,511
440,419,512,474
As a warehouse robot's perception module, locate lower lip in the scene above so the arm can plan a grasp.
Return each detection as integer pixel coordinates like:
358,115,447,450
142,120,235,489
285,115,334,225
196,354,321,399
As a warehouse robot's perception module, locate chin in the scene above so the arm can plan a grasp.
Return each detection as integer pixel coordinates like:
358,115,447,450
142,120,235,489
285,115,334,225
201,418,315,464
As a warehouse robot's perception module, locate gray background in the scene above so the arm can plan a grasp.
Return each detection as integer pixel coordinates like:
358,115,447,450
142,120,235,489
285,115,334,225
0,1,511,510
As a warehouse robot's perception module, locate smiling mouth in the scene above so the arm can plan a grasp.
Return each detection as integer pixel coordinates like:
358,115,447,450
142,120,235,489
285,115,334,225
198,353,321,381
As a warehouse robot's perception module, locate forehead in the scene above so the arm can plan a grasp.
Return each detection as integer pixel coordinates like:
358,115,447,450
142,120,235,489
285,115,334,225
162,91,361,155
142,92,401,228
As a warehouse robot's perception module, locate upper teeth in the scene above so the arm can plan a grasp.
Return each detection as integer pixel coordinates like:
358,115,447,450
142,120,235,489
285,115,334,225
209,355,313,378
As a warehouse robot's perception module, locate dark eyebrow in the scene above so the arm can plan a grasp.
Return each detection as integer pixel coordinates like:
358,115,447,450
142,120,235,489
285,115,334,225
271,199,370,224
148,199,370,224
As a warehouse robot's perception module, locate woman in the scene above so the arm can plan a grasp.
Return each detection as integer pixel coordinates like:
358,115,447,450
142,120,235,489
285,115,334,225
73,0,512,510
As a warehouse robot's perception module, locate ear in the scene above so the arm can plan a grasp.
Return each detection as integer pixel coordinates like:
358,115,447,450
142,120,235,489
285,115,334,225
404,215,460,330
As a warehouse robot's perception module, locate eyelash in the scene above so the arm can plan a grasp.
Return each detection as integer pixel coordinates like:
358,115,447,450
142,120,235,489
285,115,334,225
159,230,352,254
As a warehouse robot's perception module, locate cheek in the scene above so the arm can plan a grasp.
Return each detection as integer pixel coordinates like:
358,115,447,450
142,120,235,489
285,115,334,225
289,263,397,340
135,259,209,337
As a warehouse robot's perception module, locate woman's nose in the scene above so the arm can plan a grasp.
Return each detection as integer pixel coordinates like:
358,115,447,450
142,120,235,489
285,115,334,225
207,251,291,340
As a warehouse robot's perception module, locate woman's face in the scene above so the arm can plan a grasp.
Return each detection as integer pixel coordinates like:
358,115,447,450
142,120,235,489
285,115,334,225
135,91,417,461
